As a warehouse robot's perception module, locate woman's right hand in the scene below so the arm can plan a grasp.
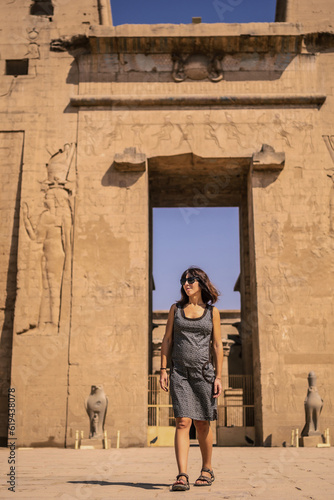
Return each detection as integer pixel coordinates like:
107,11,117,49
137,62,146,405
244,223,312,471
160,370,169,392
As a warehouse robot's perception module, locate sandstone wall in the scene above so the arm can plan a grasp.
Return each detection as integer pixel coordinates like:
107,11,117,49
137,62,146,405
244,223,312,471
0,4,333,447
251,48,334,445
0,12,78,446
0,133,24,446
276,0,334,24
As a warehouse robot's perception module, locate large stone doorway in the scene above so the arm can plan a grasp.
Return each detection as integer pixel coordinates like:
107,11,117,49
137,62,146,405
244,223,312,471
148,152,258,443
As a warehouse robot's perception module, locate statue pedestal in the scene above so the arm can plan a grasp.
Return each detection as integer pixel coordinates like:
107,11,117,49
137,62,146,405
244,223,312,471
300,435,323,447
80,438,111,449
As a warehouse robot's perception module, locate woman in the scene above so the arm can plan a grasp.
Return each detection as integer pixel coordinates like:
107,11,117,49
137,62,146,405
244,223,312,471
160,267,223,491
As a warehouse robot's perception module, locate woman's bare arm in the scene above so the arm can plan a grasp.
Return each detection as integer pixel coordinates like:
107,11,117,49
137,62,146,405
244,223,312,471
212,306,223,398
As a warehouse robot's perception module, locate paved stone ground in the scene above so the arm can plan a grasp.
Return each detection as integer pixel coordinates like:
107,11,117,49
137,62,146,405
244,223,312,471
1,446,334,499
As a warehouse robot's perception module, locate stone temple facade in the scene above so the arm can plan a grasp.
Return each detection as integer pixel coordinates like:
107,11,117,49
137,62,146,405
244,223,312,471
0,0,333,447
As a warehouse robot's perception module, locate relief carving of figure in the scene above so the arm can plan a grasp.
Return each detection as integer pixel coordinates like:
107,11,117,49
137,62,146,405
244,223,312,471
293,114,314,153
267,372,279,414
131,120,149,153
176,115,194,150
19,143,75,334
104,116,123,149
266,218,283,256
322,135,334,236
153,115,174,149
85,385,108,439
204,114,224,151
83,115,105,155
224,112,245,148
285,372,298,412
25,42,40,59
320,370,333,411
273,114,292,148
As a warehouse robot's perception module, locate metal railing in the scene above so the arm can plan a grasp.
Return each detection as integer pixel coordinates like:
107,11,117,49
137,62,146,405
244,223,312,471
218,374,254,427
148,373,254,428
148,374,175,427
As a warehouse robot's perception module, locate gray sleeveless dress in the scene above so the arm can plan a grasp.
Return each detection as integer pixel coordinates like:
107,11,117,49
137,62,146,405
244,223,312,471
170,304,217,421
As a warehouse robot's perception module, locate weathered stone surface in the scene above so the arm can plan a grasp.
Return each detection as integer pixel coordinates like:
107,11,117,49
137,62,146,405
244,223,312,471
276,0,334,25
252,144,285,171
114,148,146,172
0,0,333,448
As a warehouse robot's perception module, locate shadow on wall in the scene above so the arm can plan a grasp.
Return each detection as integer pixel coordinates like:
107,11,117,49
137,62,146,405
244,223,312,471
252,170,281,189
0,137,23,447
263,434,272,447
30,436,63,448
101,163,145,188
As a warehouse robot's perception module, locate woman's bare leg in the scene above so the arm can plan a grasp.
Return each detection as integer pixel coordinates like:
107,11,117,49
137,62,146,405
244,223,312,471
193,420,213,484
174,417,192,482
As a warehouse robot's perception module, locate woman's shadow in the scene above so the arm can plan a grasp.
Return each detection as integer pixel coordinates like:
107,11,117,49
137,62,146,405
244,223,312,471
68,480,170,490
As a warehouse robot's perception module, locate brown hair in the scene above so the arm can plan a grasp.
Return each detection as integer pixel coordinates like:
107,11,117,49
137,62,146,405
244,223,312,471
177,267,220,307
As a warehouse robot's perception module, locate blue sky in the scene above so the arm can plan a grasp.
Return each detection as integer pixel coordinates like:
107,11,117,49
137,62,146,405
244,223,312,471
111,0,277,25
153,207,241,310
111,0,278,310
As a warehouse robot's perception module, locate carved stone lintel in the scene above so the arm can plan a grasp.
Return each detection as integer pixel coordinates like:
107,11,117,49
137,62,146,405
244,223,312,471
152,341,162,357
252,144,285,171
172,54,223,82
114,147,146,172
222,338,235,357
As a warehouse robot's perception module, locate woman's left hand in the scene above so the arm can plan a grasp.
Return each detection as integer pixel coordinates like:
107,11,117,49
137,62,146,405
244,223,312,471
213,377,222,398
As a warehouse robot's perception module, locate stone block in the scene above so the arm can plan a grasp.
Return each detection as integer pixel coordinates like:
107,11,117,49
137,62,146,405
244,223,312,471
301,436,323,447
80,439,104,450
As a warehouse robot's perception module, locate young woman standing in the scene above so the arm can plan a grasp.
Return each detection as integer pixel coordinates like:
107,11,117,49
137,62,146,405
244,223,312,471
160,267,223,491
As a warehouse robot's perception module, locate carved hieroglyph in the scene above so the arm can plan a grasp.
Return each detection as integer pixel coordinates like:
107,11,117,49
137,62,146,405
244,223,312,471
18,143,76,334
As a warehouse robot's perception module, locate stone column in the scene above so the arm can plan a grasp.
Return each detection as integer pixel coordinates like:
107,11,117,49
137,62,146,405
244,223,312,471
222,338,235,390
152,341,162,374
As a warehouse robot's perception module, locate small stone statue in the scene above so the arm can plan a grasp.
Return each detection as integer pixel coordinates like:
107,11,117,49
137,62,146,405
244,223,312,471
85,385,108,439
301,371,323,437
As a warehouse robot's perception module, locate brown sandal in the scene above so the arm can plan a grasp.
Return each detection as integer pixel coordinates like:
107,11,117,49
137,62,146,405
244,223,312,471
194,467,215,486
171,473,190,491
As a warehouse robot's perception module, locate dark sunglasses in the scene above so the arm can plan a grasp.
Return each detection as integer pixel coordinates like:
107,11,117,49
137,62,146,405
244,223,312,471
180,276,198,286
